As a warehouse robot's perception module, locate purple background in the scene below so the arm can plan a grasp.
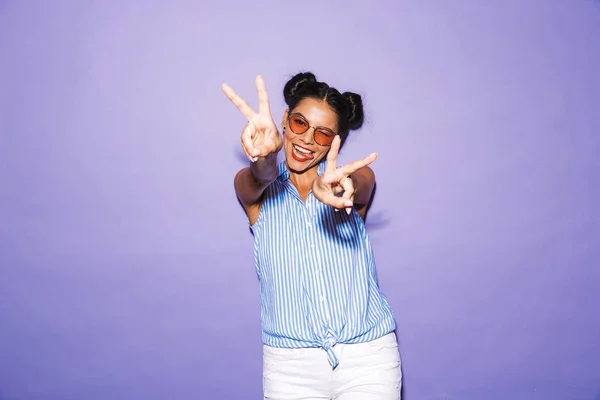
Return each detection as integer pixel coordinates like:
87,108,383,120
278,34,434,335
1,1,599,399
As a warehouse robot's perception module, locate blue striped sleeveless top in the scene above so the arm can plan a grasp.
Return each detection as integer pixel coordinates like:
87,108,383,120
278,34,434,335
250,160,396,368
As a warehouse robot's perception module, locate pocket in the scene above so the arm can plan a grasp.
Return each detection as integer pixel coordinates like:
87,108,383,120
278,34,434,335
262,346,300,378
263,345,300,361
364,333,402,371
366,333,399,351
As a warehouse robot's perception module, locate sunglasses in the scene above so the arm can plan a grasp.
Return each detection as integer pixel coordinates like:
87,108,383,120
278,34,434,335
287,113,336,146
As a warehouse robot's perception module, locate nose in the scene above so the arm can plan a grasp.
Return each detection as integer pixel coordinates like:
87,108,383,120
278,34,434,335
299,127,316,144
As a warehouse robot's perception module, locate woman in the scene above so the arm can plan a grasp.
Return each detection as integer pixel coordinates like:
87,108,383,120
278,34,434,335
222,72,401,399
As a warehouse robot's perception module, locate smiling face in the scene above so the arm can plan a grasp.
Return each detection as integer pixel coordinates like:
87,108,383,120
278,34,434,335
282,98,339,174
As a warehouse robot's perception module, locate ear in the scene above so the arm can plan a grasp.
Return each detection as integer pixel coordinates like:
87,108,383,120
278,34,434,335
281,109,289,131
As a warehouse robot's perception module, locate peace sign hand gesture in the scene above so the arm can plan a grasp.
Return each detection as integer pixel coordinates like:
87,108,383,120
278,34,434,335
222,75,282,162
312,135,378,214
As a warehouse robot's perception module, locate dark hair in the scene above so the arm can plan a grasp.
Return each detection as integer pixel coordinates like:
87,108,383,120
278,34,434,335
283,72,364,147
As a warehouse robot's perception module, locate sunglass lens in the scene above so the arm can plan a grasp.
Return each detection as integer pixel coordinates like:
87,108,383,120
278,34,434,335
315,129,335,146
289,116,308,134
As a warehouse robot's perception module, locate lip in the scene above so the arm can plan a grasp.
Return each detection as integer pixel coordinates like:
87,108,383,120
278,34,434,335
294,143,313,152
291,143,315,162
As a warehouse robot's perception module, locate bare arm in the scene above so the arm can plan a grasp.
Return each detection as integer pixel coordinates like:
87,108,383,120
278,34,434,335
222,75,282,223
350,165,376,218
234,152,278,207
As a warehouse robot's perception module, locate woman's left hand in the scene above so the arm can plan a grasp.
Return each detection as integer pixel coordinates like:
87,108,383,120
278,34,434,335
312,135,378,214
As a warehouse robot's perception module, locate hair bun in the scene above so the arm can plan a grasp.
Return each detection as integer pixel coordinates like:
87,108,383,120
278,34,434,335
283,72,317,105
342,92,364,130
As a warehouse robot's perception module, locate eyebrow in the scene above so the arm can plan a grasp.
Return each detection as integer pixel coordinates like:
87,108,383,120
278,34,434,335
291,112,308,120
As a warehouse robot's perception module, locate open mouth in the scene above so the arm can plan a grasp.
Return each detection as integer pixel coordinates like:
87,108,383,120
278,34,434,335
292,144,315,162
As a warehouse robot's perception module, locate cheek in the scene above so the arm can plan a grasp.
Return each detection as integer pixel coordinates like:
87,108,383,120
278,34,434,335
283,129,298,145
313,149,329,163
283,132,292,147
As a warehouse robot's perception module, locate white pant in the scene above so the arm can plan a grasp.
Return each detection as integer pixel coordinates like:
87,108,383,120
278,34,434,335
263,333,402,400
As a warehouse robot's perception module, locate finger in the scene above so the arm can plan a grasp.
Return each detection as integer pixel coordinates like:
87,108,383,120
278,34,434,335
340,152,378,176
241,122,259,160
325,135,342,173
242,144,257,162
340,176,354,202
336,192,356,213
255,75,271,117
332,183,344,197
322,193,354,210
253,144,274,159
240,134,258,162
222,83,256,120
340,176,355,214
241,140,256,162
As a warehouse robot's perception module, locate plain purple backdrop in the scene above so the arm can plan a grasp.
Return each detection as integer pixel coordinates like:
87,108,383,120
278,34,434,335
1,1,599,399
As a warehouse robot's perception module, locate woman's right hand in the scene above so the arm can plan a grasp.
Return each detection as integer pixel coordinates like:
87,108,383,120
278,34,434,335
222,75,282,162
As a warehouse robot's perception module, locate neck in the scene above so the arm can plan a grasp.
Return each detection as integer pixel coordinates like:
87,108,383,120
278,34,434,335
287,162,320,192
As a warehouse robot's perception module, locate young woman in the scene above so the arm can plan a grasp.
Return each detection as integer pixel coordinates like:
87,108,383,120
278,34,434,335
222,72,401,399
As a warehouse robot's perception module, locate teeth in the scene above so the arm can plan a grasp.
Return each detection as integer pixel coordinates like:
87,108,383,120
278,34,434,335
294,145,312,154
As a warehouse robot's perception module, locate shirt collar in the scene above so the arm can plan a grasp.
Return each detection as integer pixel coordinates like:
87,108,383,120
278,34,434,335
276,159,327,181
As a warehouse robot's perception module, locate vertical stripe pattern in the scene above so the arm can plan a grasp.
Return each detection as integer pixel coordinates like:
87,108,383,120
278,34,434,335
251,161,396,368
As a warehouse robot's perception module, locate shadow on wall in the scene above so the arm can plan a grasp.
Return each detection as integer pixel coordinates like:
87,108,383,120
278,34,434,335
364,182,392,231
234,144,251,165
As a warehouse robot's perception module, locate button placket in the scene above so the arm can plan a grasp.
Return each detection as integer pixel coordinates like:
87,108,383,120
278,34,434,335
305,201,315,248
305,197,331,328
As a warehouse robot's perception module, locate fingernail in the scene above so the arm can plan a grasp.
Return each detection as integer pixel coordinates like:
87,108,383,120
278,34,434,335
346,208,351,215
